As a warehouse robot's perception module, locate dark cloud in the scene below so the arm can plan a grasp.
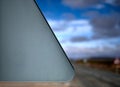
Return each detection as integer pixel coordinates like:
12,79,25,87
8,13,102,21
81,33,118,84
62,0,101,8
91,16,117,29
114,0,120,6
70,36,89,42
105,0,120,6
90,12,120,39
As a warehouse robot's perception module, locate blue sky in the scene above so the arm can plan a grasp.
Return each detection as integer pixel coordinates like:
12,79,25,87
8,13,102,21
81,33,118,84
36,0,120,59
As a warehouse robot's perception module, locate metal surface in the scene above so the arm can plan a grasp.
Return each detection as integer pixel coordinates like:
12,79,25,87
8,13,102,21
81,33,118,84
0,0,74,81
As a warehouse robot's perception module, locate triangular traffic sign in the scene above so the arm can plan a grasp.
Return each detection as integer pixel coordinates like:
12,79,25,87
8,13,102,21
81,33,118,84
0,0,74,81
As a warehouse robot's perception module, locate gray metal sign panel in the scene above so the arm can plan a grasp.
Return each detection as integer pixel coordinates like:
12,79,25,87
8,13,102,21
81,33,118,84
0,0,74,81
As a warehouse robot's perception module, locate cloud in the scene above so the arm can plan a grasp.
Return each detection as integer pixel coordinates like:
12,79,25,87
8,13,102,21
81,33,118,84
62,0,120,9
63,37,120,58
105,0,115,5
89,12,120,39
70,36,89,42
48,15,120,59
95,4,104,9
48,19,93,43
91,16,117,29
105,0,120,6
62,0,101,8
48,19,67,31
114,0,120,6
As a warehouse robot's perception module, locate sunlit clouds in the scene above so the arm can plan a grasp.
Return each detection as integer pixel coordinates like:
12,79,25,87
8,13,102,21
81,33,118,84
48,19,93,42
62,37,120,59
36,0,120,58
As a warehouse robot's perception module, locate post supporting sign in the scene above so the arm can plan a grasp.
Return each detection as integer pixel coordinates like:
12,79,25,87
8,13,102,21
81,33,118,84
114,58,120,74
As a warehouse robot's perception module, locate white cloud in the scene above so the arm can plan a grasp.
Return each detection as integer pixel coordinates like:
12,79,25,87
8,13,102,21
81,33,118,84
48,19,66,31
62,37,120,58
48,19,93,42
48,19,120,59
68,20,89,25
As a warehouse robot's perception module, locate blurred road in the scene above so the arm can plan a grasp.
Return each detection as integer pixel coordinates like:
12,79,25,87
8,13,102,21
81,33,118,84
74,64,120,87
0,64,120,87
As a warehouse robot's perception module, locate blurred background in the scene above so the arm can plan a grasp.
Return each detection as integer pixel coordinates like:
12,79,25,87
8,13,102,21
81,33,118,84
36,0,120,87
1,0,120,87
36,0,120,60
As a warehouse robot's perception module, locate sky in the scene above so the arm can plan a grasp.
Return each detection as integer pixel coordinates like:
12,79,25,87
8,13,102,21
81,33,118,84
36,0,120,59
